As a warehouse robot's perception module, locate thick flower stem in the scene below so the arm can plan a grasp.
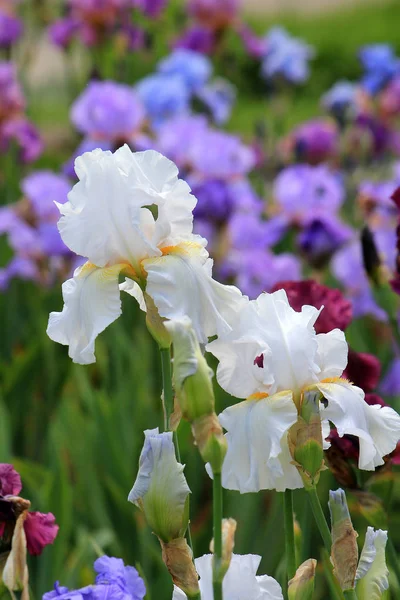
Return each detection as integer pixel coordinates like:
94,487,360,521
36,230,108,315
307,487,332,552
160,347,181,461
283,489,296,581
343,590,358,599
212,472,223,600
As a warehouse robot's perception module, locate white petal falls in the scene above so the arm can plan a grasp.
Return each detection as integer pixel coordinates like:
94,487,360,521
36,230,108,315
318,380,400,470
173,554,283,600
211,392,301,493
144,244,246,344
355,528,389,599
46,261,124,365
316,329,348,380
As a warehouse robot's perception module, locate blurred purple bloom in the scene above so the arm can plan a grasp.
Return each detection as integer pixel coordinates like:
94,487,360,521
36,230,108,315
154,114,208,165
196,78,236,124
136,73,190,124
221,248,301,298
358,178,398,224
7,218,41,256
380,356,400,396
359,44,400,95
37,223,70,256
119,24,145,51
0,205,19,234
48,18,79,48
355,113,390,155
261,26,314,84
24,512,59,556
237,24,266,59
192,179,236,221
298,214,353,268
292,118,338,163
331,239,387,320
0,464,21,495
0,256,39,289
227,212,279,250
0,11,22,47
133,0,167,17
321,81,358,119
188,129,255,179
188,0,238,28
193,218,216,247
43,556,145,600
22,171,71,222
158,49,212,92
0,117,43,162
71,81,144,139
174,26,215,54
274,164,344,220
380,75,400,118
0,61,25,117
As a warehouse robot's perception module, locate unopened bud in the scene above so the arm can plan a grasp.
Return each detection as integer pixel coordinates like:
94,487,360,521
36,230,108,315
160,537,199,598
2,509,29,600
192,414,227,474
165,317,215,421
128,429,190,542
329,489,359,591
210,518,237,579
288,389,326,490
144,292,171,349
355,527,389,598
288,559,317,600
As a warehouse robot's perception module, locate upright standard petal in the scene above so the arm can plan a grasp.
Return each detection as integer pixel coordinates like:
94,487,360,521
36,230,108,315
57,148,158,268
318,380,400,470
144,244,246,344
215,392,300,493
46,262,124,364
172,554,283,600
128,428,191,542
316,329,348,380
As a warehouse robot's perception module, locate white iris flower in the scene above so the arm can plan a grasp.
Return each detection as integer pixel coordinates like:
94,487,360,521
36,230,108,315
47,146,245,363
207,289,400,493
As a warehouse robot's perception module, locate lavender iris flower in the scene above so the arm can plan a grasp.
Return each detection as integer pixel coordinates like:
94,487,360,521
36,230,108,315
174,25,215,54
196,78,236,124
321,81,358,119
158,49,212,92
0,11,22,47
0,117,43,163
22,171,71,222
71,81,144,138
273,164,344,220
43,556,146,600
291,119,338,163
136,73,190,124
381,357,400,396
261,26,314,84
0,62,25,117
359,44,400,95
298,214,353,268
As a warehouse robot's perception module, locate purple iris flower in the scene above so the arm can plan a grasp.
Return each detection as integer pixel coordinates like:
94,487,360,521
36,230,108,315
136,73,190,124
236,24,266,59
133,0,167,17
261,26,314,84
321,81,358,124
48,18,79,48
359,44,400,95
22,171,71,222
154,114,208,165
0,11,22,48
192,179,236,221
158,49,212,93
291,119,338,163
0,257,39,289
297,213,353,268
273,164,344,221
174,25,215,54
0,117,43,163
380,356,400,396
196,78,236,124
43,556,145,600
0,61,25,117
71,81,144,139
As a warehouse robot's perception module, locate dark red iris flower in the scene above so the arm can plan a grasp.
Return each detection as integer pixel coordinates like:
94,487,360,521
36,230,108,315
0,463,59,555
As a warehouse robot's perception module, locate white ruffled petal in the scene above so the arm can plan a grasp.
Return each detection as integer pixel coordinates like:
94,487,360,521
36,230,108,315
356,528,389,599
214,392,300,493
316,329,348,379
318,380,400,470
46,262,123,364
120,278,147,311
58,147,158,268
173,554,283,600
254,290,322,394
144,245,246,344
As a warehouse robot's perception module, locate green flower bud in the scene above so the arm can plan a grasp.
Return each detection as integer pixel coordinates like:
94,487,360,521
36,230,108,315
288,559,317,600
329,489,359,591
288,389,326,490
128,428,190,542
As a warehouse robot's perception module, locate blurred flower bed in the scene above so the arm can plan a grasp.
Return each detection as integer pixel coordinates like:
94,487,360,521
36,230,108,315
1,0,400,598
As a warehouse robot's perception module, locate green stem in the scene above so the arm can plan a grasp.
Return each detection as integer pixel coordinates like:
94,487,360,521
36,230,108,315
212,472,223,600
307,487,332,552
343,590,358,600
387,537,400,586
159,347,182,461
283,490,296,581
321,549,345,600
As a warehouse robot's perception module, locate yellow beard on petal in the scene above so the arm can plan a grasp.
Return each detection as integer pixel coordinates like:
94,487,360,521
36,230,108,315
247,392,269,402
160,241,204,257
320,376,352,385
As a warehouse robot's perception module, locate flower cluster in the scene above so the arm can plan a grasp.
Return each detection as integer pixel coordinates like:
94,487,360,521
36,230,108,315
0,0,22,49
